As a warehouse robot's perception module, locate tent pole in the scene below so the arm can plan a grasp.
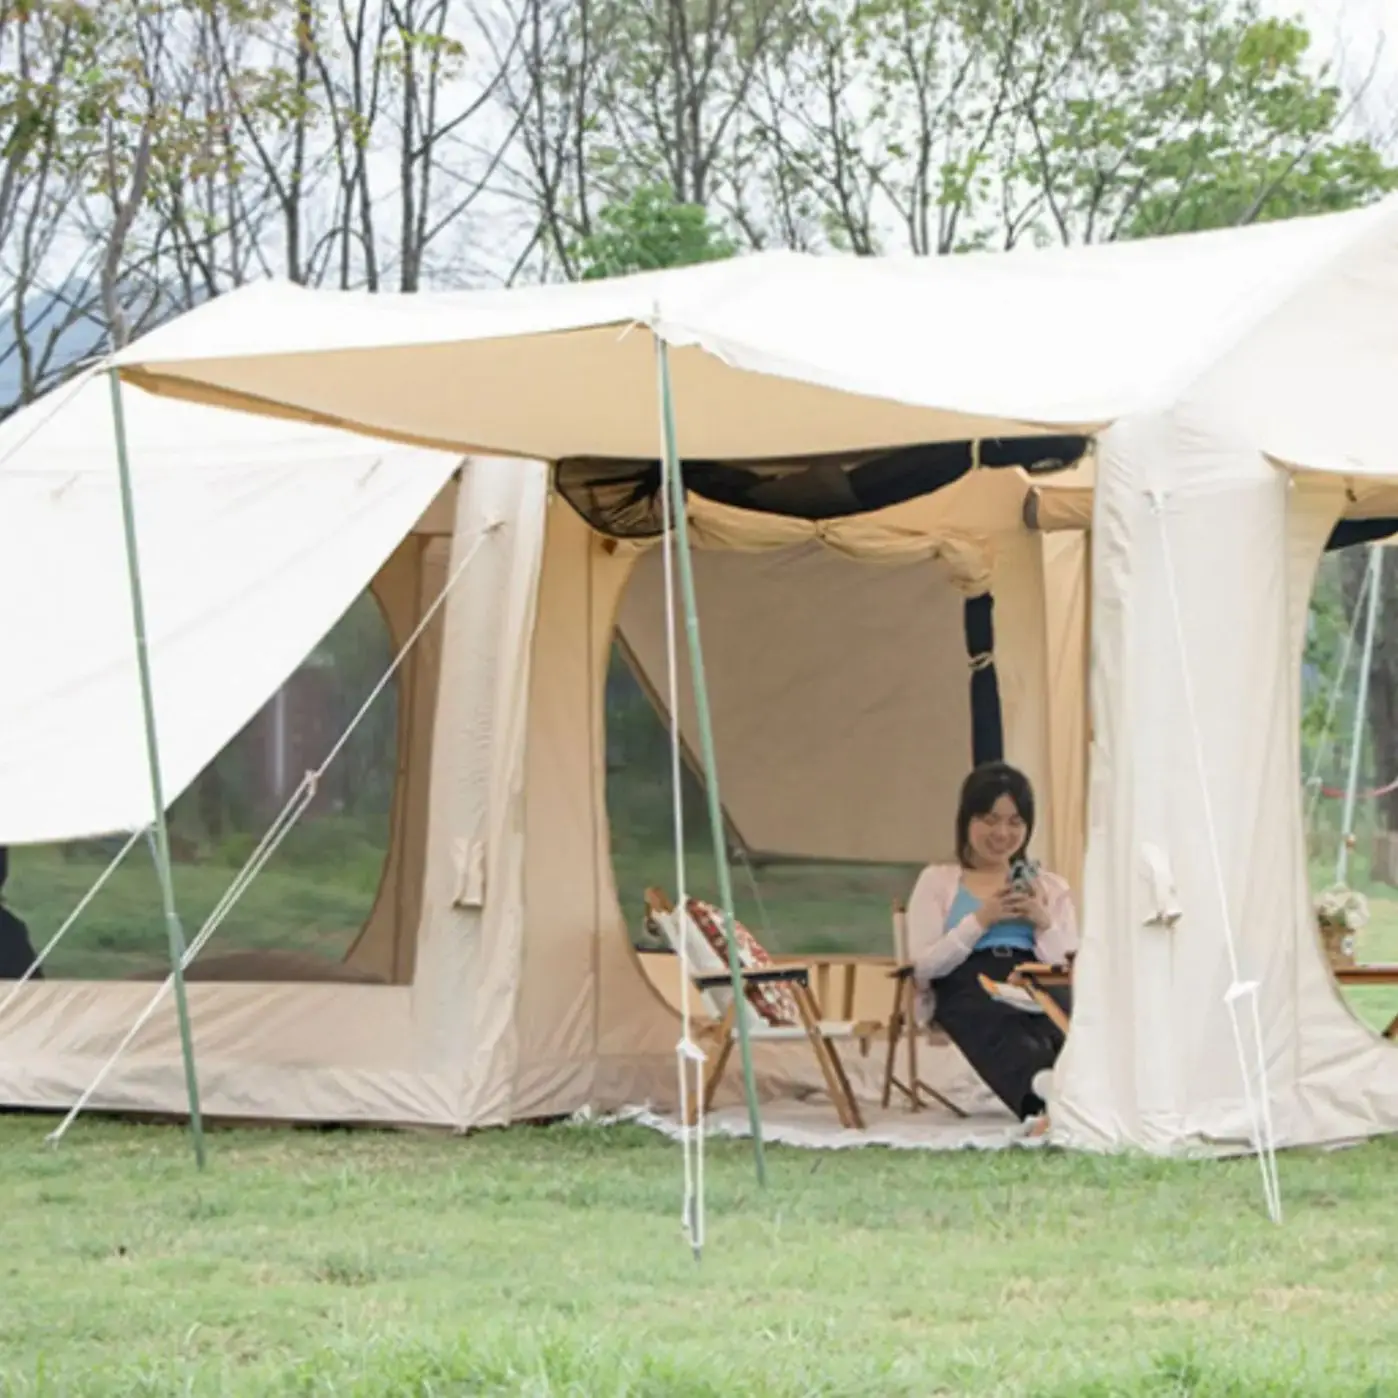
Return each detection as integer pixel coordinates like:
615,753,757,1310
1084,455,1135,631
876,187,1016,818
107,369,207,1169
1338,545,1383,887
654,338,767,1186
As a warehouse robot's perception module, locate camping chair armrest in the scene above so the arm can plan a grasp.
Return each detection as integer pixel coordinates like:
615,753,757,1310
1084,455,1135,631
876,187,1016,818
1011,962,1072,988
693,966,810,992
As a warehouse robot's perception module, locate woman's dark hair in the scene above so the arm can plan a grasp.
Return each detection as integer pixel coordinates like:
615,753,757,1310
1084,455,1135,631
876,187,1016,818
955,762,1035,867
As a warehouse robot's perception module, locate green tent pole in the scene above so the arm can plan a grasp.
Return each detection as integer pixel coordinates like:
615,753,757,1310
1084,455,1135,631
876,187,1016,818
654,338,767,1186
108,369,207,1170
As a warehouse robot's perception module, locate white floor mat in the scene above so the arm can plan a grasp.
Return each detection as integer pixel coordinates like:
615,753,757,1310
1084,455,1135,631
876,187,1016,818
592,1099,1037,1151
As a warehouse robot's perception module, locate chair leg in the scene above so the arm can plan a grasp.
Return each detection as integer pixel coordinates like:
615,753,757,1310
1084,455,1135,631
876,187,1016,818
823,1031,864,1131
917,1082,969,1119
904,981,923,1111
881,983,904,1109
692,1004,736,1125
793,984,863,1130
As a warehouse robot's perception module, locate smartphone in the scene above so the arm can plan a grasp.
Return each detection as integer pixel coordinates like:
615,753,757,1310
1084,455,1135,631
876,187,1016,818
1008,857,1038,894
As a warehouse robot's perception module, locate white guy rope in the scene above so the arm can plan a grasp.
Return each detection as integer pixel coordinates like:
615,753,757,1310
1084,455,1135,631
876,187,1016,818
0,827,147,1020
1336,547,1383,888
656,350,705,1260
1304,560,1371,835
734,843,774,945
46,522,500,1144
1151,493,1282,1223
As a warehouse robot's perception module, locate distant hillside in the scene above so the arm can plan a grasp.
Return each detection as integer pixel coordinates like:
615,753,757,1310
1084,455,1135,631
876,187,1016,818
0,280,194,414
0,285,108,413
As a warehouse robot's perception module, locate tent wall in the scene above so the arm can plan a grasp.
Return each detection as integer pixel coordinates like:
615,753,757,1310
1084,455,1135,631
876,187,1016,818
1056,411,1398,1153
616,542,975,865
415,458,550,1126
513,504,692,1117
1040,532,1090,893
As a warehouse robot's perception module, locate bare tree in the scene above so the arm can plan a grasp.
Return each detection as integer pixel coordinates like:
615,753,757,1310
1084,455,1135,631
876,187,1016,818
499,0,795,278
492,0,605,279
0,1,112,411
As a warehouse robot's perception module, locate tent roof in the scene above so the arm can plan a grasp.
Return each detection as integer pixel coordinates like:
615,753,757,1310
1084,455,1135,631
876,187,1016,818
110,198,1398,466
0,371,460,844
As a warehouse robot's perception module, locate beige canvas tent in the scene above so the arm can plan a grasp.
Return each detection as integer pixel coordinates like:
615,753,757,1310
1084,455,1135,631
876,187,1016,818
0,366,1086,1129
6,196,1398,1154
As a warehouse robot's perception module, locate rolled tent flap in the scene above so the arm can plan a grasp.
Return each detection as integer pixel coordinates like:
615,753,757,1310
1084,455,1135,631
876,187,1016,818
1326,518,1398,550
1024,483,1093,533
0,377,461,845
963,593,1004,766
554,435,1090,539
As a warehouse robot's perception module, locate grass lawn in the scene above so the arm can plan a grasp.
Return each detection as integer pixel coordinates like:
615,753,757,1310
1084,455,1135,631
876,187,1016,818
2,1114,1398,1397
8,802,1398,1392
6,834,382,980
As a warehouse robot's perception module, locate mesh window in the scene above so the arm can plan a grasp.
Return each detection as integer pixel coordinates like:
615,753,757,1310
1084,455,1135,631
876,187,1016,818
557,436,1091,539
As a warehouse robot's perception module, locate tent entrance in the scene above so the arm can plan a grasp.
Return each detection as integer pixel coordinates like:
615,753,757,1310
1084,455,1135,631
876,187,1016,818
608,539,984,968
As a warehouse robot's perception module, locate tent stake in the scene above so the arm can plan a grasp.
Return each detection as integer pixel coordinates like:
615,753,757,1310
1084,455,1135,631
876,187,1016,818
654,339,767,1186
107,369,207,1169
1338,545,1383,887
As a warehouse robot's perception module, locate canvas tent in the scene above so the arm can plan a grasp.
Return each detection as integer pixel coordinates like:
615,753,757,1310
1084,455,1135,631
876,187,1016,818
6,196,1398,1154
0,363,1084,1128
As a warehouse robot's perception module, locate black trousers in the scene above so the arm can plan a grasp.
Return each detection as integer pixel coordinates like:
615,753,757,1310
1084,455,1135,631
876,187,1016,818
932,947,1068,1120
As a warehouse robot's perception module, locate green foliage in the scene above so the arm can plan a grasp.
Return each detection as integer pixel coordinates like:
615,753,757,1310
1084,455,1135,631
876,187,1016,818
1110,14,1398,236
573,183,737,279
1303,556,1355,762
1011,2,1398,242
701,0,1398,253
8,829,384,978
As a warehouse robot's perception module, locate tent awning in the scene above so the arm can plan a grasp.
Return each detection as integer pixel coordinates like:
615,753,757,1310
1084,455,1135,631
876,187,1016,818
0,373,461,845
111,197,1398,465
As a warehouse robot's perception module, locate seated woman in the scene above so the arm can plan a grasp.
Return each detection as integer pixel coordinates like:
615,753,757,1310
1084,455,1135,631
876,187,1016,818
906,762,1077,1128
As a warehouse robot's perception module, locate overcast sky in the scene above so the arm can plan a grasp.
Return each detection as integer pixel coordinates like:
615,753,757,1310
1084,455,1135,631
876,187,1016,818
1286,0,1398,137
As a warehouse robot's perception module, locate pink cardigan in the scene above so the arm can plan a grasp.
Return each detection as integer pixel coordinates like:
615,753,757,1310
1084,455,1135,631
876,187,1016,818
905,863,1079,1023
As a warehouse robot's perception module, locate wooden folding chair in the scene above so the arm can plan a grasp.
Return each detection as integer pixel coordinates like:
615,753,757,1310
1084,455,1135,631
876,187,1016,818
644,888,879,1131
881,899,968,1118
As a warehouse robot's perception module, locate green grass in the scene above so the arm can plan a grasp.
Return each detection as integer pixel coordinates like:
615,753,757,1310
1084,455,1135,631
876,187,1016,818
7,834,377,979
2,1115,1397,1396
6,780,1398,1392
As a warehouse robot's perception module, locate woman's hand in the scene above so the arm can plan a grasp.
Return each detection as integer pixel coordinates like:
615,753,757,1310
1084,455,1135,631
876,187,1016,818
1002,879,1051,931
974,886,1018,929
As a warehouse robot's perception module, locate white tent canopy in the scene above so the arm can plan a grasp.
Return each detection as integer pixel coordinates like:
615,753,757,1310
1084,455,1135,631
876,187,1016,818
112,197,1398,466
0,372,461,844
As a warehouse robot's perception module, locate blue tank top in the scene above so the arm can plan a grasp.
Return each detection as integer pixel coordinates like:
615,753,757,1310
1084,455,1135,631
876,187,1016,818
946,885,1036,954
